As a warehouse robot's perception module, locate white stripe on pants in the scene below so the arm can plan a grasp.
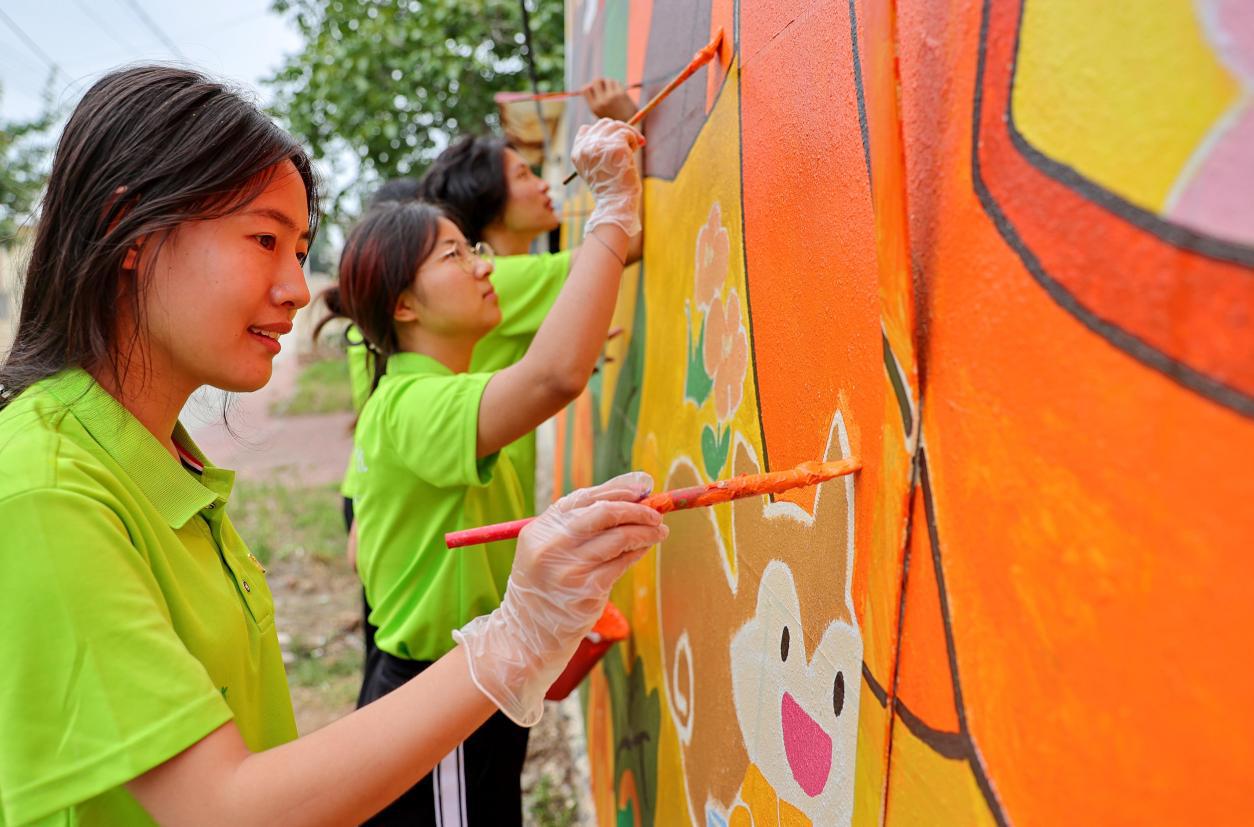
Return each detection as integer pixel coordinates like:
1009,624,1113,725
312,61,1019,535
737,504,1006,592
432,743,467,827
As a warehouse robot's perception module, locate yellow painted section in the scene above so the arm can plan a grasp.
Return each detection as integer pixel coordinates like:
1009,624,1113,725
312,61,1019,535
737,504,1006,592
852,685,890,824
633,65,763,575
593,66,774,827
1012,0,1238,211
881,719,998,826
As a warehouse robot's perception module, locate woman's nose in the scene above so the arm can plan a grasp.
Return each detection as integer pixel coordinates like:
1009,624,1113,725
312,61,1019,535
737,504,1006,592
275,260,311,311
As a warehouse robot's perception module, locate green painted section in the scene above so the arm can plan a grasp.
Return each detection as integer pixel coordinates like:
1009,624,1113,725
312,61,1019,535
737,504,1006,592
601,0,630,81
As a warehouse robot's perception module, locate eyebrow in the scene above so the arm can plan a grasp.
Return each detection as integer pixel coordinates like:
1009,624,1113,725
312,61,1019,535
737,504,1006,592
242,207,311,240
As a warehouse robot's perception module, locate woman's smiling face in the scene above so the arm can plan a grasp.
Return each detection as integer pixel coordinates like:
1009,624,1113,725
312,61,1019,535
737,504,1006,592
132,160,311,395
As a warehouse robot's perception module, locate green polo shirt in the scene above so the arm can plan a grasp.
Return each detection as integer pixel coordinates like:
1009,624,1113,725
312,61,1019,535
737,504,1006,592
340,249,572,512
353,352,526,662
0,369,296,826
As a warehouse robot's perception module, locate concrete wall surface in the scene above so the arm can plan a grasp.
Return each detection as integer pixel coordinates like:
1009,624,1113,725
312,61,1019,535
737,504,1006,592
550,1,1254,825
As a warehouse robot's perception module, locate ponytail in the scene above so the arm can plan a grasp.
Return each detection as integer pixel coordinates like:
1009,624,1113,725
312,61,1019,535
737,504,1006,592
314,200,443,407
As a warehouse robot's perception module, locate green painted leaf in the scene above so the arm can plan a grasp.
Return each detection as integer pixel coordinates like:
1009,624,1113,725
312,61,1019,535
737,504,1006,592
684,312,714,406
701,423,731,479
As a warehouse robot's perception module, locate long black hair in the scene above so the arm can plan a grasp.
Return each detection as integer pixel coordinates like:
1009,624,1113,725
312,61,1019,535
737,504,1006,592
315,201,443,394
417,135,510,243
0,65,319,409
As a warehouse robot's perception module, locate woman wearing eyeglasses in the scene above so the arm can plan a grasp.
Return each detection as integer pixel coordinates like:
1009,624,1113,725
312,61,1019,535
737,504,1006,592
316,118,644,826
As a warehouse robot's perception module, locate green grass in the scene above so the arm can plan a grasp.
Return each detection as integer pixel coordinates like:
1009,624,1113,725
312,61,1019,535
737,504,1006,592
271,357,354,416
230,479,344,565
527,775,579,827
288,644,362,689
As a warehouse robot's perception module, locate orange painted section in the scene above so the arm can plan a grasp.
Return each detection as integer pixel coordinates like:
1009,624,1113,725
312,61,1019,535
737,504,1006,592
626,0,653,105
740,0,883,514
706,0,735,111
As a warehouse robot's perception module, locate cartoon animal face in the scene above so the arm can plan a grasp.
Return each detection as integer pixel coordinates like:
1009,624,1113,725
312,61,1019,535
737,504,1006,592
731,560,862,818
656,412,860,825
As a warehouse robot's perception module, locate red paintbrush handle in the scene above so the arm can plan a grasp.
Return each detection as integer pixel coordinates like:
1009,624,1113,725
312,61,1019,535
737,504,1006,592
444,456,859,549
445,517,535,549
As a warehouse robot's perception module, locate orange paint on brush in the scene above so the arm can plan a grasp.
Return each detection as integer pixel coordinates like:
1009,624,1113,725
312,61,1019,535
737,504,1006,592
444,455,860,548
639,457,859,513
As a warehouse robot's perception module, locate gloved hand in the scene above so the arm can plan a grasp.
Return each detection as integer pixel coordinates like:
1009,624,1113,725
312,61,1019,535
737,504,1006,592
453,472,667,726
572,118,644,238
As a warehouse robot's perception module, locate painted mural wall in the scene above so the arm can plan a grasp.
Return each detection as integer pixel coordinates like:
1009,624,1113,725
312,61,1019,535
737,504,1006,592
552,1,1254,824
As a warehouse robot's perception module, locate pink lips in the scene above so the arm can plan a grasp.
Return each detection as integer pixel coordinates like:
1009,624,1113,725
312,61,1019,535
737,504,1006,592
781,692,832,797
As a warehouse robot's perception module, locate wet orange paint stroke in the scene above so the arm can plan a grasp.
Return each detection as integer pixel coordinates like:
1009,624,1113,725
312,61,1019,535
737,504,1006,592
444,456,861,548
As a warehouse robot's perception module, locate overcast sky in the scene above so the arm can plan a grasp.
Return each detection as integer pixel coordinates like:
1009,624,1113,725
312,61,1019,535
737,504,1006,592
0,0,302,122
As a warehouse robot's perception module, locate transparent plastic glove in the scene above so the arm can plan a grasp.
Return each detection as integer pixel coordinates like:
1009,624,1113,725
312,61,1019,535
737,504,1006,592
572,118,644,238
453,472,667,726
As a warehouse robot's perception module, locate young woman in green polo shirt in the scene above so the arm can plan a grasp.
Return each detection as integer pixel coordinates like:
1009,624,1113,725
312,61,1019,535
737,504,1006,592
0,65,666,826
341,77,643,516
338,78,643,696
322,118,644,825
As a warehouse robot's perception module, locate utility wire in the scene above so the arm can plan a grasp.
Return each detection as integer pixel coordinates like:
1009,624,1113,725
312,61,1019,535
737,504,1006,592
0,6,61,76
117,0,187,60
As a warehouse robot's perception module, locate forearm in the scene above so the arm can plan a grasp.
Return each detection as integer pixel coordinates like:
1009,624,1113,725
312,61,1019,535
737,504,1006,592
131,647,497,826
522,225,628,395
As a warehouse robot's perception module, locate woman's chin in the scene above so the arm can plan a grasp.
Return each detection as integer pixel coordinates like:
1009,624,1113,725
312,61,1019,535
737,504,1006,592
212,366,272,394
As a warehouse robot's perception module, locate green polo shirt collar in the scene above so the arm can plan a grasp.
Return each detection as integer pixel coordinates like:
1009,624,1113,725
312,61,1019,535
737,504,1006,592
385,351,453,378
44,369,230,528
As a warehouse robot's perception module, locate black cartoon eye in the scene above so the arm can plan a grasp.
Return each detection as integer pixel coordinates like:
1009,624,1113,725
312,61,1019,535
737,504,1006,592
833,670,845,717
780,626,790,662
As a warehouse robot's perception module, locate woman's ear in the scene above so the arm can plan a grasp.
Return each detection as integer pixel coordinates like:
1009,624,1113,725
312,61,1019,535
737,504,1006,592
393,287,421,324
108,186,143,272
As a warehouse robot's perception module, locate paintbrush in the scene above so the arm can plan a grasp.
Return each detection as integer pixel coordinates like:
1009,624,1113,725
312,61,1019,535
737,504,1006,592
561,28,725,186
494,82,645,104
444,455,859,549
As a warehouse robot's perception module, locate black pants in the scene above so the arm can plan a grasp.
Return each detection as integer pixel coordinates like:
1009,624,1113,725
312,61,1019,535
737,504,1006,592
358,650,530,825
342,497,380,674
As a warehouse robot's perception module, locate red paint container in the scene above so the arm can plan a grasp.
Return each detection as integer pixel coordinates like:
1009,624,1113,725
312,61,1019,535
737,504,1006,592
545,602,630,701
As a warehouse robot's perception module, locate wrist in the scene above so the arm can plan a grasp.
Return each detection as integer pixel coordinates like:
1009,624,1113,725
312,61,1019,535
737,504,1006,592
587,228,627,266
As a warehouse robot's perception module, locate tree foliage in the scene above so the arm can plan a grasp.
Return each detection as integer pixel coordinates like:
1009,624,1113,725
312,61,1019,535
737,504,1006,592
0,85,56,244
267,0,564,210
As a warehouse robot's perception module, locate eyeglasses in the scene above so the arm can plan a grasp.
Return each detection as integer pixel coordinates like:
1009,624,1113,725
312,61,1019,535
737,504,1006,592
439,239,495,274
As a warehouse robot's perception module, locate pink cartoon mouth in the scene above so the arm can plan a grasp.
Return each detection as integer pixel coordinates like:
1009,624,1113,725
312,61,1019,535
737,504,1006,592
781,692,832,797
